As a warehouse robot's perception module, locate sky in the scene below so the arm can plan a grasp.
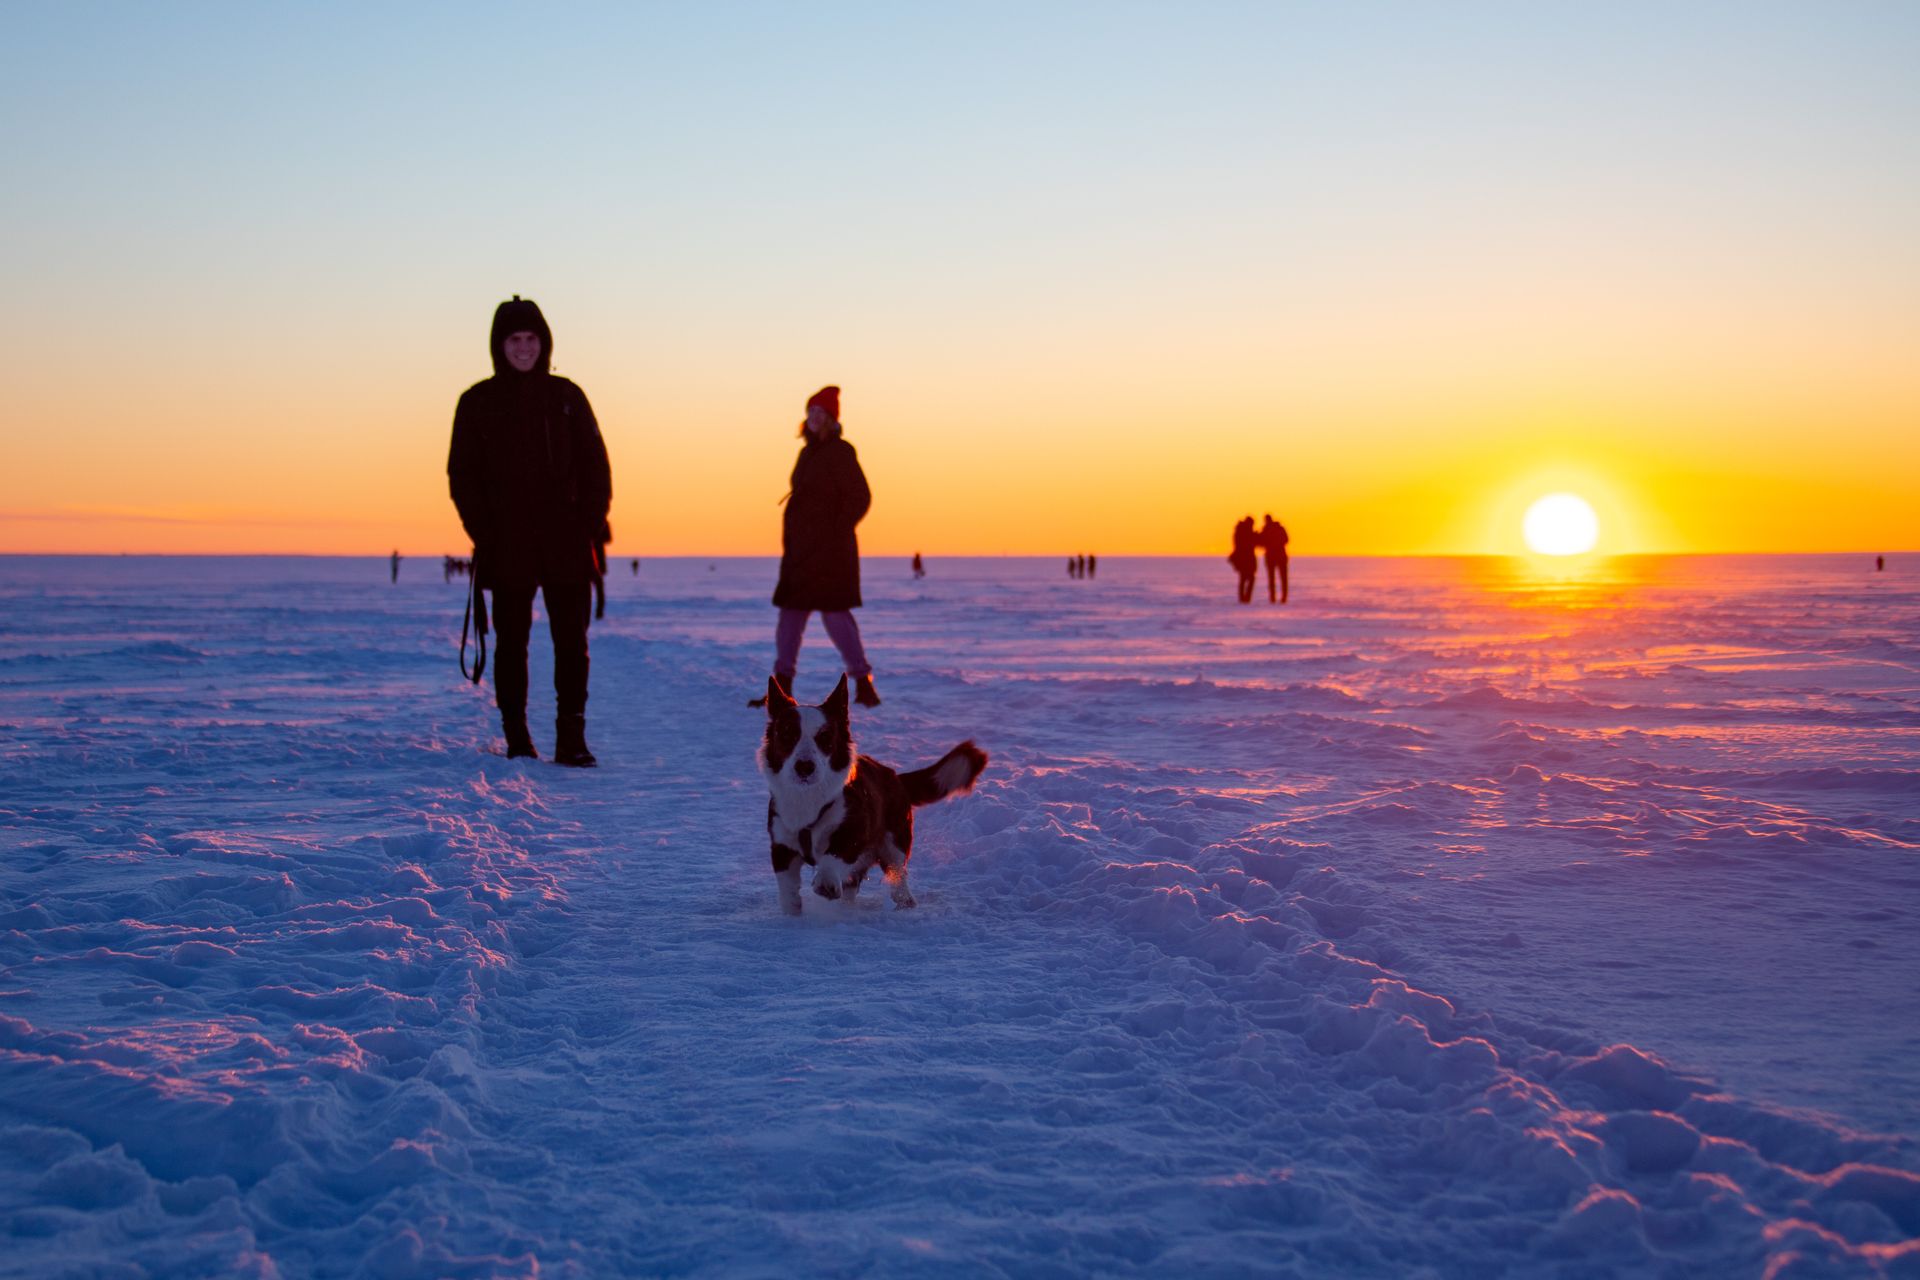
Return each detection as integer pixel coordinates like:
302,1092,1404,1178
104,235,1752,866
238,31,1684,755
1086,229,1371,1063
2,2,1916,556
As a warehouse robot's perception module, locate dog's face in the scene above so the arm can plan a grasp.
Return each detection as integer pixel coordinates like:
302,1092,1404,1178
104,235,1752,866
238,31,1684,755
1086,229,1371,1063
759,674,854,798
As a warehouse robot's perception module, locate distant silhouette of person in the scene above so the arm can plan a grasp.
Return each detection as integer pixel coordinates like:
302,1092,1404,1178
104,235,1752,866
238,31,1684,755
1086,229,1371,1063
630,558,639,576
448,296,612,766
751,385,880,708
1067,557,1076,579
1260,514,1289,604
390,550,402,584
1087,554,1096,579
1878,555,1885,572
591,521,611,621
1229,516,1258,603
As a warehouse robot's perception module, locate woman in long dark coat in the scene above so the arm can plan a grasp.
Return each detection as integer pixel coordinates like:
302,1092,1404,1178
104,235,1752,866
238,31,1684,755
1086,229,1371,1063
756,385,880,707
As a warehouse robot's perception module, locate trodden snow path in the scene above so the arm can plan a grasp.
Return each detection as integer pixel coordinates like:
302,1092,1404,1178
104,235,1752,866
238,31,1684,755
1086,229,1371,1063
2,555,1918,1278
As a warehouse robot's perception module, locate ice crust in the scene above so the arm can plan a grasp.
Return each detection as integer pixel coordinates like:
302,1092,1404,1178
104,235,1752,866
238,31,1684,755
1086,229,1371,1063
1,554,1916,1277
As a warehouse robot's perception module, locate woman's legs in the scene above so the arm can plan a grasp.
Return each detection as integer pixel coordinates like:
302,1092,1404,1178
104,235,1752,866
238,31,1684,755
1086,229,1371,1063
820,611,872,678
770,609,872,706
773,608,811,680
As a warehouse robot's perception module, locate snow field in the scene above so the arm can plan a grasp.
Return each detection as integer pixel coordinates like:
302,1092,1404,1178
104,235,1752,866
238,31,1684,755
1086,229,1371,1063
1,555,1917,1277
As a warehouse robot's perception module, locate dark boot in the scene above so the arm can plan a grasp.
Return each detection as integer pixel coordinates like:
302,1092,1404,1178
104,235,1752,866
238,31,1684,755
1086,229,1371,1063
503,717,538,760
748,672,793,708
853,674,882,708
554,715,597,768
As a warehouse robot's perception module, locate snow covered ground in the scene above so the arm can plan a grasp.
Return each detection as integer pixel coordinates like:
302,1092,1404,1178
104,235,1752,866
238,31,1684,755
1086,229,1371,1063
2,552,1917,1278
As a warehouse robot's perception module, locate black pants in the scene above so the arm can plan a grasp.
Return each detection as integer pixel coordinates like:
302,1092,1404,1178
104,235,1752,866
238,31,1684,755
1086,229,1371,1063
490,582,591,722
1266,555,1289,603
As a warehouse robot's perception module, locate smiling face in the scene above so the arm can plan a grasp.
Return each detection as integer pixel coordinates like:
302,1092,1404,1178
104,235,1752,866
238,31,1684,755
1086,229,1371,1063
759,675,854,796
502,330,542,373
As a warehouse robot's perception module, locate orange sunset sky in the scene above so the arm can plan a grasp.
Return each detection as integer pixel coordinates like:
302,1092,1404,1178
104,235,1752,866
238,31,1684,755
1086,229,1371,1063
3,5,1916,558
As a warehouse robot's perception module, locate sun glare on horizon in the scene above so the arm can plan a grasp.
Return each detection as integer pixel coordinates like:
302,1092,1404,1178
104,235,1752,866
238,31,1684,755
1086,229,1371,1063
1522,493,1600,556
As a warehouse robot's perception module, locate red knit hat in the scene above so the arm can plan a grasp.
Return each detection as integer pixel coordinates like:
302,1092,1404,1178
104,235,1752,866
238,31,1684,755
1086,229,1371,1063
805,385,840,420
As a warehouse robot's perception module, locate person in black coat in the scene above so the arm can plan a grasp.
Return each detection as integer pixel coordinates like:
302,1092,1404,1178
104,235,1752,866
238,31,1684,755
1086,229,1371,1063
447,296,612,765
755,385,880,707
1260,513,1289,604
1230,516,1258,604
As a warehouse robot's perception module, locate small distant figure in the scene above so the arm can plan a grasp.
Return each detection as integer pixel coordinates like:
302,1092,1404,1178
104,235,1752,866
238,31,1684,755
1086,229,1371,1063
390,550,402,584
912,552,926,579
592,521,612,621
752,385,881,709
1087,554,1096,579
1878,555,1885,572
1260,514,1289,604
1067,556,1077,580
630,558,639,576
1229,517,1258,604
443,555,454,583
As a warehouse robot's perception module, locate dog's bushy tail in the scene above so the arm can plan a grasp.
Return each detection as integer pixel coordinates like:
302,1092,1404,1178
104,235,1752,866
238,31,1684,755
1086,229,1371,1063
901,741,988,807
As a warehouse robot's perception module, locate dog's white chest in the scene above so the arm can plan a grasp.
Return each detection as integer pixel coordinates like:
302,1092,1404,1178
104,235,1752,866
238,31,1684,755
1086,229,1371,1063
771,791,844,855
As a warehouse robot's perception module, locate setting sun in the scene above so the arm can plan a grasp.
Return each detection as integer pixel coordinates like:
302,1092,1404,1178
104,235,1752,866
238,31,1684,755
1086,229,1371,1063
1522,493,1600,556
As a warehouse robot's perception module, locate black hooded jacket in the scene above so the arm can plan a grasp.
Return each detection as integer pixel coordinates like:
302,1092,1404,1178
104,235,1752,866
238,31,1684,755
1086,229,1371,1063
447,298,612,590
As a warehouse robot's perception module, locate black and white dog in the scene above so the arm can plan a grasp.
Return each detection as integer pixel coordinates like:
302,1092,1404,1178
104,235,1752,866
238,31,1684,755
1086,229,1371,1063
759,674,987,915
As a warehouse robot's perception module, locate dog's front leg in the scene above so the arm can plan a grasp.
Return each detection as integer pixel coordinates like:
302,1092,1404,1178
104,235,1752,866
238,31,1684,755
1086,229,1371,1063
771,844,804,915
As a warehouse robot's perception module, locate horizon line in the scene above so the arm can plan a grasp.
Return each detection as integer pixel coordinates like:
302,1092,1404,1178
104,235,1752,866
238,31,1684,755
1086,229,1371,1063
0,550,1910,561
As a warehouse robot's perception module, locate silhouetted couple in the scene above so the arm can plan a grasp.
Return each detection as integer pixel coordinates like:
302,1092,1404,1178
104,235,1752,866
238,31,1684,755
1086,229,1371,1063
1229,514,1288,604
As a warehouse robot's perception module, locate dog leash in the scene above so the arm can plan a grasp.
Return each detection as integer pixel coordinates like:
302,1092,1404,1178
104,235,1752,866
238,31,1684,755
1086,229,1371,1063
460,569,488,685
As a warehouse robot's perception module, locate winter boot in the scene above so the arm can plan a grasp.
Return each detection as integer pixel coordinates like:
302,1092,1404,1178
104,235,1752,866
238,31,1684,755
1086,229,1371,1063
503,717,538,760
853,674,882,708
748,672,793,709
553,715,597,768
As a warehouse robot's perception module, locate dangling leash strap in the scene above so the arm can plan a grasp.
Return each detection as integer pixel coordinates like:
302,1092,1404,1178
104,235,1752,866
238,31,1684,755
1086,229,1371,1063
460,570,488,685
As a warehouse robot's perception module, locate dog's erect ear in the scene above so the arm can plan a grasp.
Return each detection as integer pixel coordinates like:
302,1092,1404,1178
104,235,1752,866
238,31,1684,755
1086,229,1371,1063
822,673,850,720
766,676,796,712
